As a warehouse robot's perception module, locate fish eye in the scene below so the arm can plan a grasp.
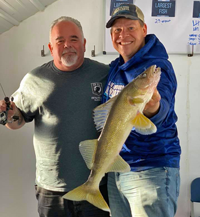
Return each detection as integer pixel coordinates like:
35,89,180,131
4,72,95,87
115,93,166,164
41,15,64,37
142,73,147,78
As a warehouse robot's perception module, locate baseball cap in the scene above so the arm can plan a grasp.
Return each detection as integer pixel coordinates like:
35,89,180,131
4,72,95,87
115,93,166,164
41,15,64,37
106,4,145,28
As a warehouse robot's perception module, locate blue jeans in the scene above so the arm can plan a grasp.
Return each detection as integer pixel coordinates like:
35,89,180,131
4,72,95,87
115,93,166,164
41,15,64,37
108,167,180,217
35,185,109,217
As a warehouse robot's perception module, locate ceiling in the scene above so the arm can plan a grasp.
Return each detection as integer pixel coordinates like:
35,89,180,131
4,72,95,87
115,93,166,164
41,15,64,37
0,0,57,35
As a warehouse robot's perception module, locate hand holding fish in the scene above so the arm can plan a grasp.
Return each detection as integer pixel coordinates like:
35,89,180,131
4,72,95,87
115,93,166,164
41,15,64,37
143,88,161,118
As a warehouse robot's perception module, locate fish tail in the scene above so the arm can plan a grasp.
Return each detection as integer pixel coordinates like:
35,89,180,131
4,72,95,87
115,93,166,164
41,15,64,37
63,183,110,214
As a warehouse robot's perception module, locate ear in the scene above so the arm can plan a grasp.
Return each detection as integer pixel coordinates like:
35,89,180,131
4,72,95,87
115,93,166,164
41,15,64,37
143,23,147,37
83,38,86,52
110,28,113,37
48,43,53,56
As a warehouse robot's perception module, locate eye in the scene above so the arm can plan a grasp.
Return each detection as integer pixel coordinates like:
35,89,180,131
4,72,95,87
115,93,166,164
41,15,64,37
141,73,147,78
57,40,64,44
114,28,121,33
128,27,134,31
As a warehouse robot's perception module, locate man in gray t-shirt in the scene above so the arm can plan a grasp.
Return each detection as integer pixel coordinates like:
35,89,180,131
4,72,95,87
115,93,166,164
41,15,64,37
0,16,109,217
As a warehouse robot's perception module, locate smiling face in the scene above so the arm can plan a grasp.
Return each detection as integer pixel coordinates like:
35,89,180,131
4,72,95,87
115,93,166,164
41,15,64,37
111,18,147,63
48,21,86,71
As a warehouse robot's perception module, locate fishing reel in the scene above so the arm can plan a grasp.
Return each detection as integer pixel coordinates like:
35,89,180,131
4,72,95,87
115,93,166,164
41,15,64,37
0,97,19,125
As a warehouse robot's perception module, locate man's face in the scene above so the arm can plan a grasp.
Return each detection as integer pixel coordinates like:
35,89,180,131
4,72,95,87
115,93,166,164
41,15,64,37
111,18,147,62
48,21,86,71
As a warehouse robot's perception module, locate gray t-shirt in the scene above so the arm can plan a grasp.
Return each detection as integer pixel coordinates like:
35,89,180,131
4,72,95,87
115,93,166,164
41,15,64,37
13,58,109,192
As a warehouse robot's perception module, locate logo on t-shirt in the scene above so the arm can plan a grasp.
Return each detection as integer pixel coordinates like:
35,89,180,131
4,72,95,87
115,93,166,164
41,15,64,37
91,82,103,101
91,83,103,96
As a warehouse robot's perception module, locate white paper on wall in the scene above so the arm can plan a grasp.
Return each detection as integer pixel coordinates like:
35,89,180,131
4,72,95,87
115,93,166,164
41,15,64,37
104,0,200,55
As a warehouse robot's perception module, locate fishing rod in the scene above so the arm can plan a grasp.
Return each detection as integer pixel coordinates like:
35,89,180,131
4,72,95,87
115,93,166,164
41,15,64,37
0,83,19,125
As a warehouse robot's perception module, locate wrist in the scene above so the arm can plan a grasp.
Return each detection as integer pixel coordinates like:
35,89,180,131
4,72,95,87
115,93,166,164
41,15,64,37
144,102,160,118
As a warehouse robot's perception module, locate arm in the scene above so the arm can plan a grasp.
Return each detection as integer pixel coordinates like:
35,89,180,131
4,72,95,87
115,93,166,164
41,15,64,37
143,63,177,126
0,100,25,130
143,88,161,118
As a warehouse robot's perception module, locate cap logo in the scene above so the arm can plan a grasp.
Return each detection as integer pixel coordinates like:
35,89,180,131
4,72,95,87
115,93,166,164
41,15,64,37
106,4,145,28
113,6,130,15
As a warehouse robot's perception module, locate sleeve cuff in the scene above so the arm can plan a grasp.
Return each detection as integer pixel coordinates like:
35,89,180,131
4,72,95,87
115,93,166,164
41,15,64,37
150,99,169,126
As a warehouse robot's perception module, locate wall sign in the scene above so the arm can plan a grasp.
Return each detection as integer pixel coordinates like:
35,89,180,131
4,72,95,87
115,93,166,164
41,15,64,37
152,0,176,17
193,1,200,18
110,0,133,15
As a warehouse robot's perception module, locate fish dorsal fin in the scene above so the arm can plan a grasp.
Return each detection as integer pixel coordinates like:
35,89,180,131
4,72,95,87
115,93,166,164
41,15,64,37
132,112,157,135
93,95,118,132
79,139,98,169
106,155,130,173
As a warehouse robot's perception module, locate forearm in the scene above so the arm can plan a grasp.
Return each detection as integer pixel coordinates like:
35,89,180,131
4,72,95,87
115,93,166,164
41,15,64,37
143,89,161,118
143,101,160,118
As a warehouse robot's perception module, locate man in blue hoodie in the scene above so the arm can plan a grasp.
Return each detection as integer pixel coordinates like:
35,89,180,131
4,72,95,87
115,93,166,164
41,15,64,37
103,3,181,217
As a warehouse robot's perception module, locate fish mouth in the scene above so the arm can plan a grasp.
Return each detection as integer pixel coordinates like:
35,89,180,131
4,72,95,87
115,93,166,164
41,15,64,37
149,65,161,81
150,65,161,76
149,66,161,85
147,66,161,88
154,66,161,75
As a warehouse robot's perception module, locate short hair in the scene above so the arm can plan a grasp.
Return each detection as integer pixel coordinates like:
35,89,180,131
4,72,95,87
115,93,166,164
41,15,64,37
49,16,84,43
138,20,145,27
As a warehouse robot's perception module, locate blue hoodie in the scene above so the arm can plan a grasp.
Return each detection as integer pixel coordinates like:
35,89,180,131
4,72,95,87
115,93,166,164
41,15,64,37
102,34,181,171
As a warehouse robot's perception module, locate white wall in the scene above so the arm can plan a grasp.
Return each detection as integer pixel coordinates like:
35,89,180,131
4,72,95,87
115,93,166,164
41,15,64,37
0,0,200,217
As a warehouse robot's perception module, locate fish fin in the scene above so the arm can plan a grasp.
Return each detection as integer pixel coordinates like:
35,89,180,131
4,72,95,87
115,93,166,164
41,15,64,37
106,155,130,173
132,112,157,135
93,95,118,132
63,183,110,213
128,96,144,105
79,139,98,169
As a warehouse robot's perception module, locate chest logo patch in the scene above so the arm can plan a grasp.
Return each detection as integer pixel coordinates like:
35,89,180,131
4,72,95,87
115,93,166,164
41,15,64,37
91,82,103,96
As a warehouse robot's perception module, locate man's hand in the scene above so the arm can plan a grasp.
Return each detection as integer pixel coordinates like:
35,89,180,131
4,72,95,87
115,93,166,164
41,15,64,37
0,99,16,119
143,88,161,118
0,99,25,129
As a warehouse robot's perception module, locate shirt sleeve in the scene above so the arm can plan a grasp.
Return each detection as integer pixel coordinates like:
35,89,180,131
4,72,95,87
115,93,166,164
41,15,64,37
12,73,39,122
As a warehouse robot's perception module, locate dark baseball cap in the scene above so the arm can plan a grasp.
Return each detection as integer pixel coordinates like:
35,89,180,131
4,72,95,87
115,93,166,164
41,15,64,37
106,4,145,28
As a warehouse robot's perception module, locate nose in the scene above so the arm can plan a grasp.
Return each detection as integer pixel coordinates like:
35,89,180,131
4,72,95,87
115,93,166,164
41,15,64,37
119,28,129,39
64,41,71,48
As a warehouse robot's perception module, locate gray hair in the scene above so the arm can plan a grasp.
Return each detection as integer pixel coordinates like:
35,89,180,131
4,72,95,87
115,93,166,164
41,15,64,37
49,16,84,43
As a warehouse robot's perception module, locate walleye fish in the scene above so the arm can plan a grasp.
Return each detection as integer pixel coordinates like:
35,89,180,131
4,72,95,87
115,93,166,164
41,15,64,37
63,65,161,214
